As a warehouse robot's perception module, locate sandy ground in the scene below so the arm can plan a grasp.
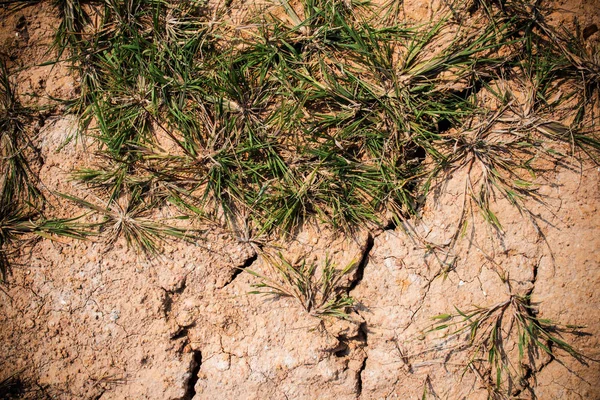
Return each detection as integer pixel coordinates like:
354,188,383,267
1,1,599,399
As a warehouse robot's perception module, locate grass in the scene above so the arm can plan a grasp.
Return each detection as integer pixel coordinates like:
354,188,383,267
46,0,499,235
39,0,598,301
429,294,588,397
0,59,90,279
430,99,551,232
0,0,595,396
60,191,193,256
0,0,591,286
0,60,40,206
41,0,598,242
247,253,357,319
52,0,91,56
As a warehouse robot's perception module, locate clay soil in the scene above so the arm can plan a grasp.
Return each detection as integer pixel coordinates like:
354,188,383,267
1,1,599,399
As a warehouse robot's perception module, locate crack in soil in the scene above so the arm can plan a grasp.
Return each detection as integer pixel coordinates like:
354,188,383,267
511,356,555,399
356,355,368,398
223,252,258,288
359,322,368,346
350,321,370,398
329,320,369,359
161,277,188,318
509,261,545,399
526,259,539,297
348,234,374,292
171,324,195,341
400,274,436,335
182,350,202,400
382,219,397,231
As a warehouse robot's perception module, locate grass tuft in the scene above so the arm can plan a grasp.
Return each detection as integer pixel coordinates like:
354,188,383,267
248,253,357,319
428,293,588,397
0,59,91,279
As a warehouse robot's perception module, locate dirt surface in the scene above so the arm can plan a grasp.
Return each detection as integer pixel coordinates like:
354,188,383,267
1,1,599,399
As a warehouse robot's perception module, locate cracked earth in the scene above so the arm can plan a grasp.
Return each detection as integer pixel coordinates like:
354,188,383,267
1,0,600,399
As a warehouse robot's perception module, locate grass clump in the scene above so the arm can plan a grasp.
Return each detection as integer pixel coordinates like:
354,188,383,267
248,253,357,319
60,191,193,256
49,0,529,238
45,0,600,244
0,59,90,279
429,294,588,398
0,0,594,389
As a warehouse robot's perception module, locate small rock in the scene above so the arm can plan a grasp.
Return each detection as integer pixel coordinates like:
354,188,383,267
176,310,194,327
110,310,120,321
